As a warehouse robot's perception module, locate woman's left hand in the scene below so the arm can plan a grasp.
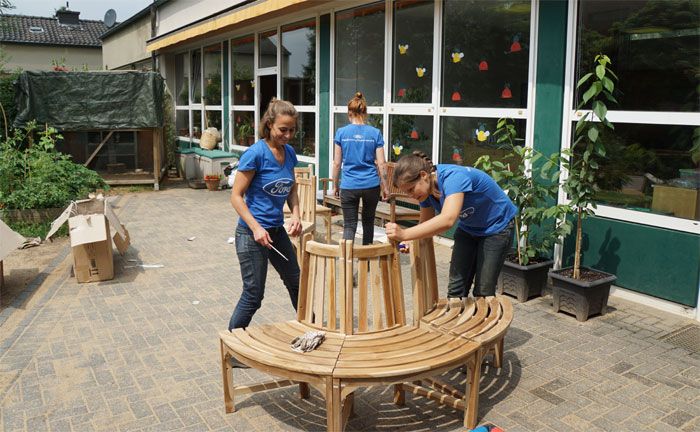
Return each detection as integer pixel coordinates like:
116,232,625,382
385,222,404,241
286,216,302,237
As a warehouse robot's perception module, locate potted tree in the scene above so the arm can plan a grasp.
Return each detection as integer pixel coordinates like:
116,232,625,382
549,54,619,321
475,119,571,302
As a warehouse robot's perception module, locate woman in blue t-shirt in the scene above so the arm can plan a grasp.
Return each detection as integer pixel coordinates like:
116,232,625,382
229,99,303,335
385,151,516,298
332,92,389,245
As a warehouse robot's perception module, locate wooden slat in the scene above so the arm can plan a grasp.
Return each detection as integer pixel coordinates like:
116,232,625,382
328,255,337,330
296,233,312,323
305,253,317,323
370,259,382,330
312,255,326,325
380,255,395,327
403,382,466,410
233,379,296,395
358,259,368,332
342,240,353,334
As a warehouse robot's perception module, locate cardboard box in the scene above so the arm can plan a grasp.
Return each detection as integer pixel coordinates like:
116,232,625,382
46,196,130,283
0,218,25,262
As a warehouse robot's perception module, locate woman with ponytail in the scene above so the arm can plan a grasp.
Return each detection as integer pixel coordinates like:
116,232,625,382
332,92,389,245
385,152,516,298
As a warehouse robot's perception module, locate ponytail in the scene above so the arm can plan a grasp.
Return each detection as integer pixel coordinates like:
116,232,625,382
347,92,367,117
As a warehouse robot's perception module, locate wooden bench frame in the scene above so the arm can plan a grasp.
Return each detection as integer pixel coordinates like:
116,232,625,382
219,235,513,430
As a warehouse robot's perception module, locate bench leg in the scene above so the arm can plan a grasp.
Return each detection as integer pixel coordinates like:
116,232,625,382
325,377,342,432
493,338,504,369
299,382,310,399
220,340,235,413
324,213,332,242
465,350,483,429
393,383,405,406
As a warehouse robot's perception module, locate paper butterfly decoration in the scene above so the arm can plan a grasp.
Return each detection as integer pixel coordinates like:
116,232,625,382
392,142,403,156
451,91,461,101
510,35,522,53
451,51,464,63
397,88,406,97
501,83,512,99
235,84,240,91
410,128,419,139
398,44,409,55
452,147,463,164
250,80,255,88
416,67,426,78
475,124,490,142
479,60,489,71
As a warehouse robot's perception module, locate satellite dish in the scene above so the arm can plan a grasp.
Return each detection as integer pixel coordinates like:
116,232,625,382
104,9,117,28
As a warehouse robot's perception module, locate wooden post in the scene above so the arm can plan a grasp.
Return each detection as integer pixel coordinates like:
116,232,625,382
153,127,162,191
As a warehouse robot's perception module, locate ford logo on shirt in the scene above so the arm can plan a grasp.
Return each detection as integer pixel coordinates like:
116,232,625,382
263,178,294,197
459,207,475,219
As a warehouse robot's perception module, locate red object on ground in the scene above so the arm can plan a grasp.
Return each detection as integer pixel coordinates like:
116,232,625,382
479,60,489,71
451,91,461,101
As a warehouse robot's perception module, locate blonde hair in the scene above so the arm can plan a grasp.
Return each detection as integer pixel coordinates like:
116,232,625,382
259,98,298,139
347,92,367,118
392,151,435,188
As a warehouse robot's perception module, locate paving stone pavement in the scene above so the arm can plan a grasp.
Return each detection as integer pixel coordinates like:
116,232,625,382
1,184,699,432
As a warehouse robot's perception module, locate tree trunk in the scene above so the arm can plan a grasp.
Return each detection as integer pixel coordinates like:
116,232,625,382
573,208,582,279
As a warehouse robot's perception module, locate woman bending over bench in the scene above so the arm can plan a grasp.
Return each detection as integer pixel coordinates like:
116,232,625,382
385,151,516,298
332,92,389,245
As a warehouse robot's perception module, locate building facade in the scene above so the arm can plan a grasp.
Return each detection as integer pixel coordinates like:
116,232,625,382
145,0,700,319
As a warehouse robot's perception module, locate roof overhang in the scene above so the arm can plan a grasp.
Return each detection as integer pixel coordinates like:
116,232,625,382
146,0,328,52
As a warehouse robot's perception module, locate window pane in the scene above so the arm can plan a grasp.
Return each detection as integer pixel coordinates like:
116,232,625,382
233,111,256,146
203,44,222,105
389,115,433,162
335,3,385,106
232,35,255,106
441,0,531,108
289,112,315,157
205,110,221,131
570,122,699,221
334,113,384,131
575,0,700,112
176,110,189,137
192,110,202,139
439,117,526,166
259,75,277,116
175,53,189,105
259,30,278,69
282,19,316,106
393,0,434,104
191,50,202,104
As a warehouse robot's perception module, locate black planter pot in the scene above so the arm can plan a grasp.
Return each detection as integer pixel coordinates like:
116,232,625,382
549,267,617,322
497,259,553,302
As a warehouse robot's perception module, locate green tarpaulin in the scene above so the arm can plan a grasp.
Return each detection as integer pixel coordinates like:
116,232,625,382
14,71,164,130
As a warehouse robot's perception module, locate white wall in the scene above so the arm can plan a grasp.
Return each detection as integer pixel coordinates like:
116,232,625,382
102,15,152,70
156,0,247,37
1,44,102,71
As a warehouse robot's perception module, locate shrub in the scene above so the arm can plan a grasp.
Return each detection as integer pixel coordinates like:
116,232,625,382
0,122,108,210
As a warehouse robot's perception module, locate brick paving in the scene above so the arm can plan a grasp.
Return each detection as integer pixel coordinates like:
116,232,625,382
1,184,698,431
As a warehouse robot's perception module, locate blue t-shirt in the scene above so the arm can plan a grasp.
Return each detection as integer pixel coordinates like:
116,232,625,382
237,139,298,229
334,124,384,189
420,164,516,236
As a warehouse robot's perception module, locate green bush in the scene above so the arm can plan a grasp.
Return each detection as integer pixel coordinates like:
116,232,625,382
0,122,108,210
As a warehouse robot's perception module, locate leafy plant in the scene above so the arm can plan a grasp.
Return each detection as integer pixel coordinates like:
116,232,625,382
235,117,254,145
562,54,618,279
0,122,108,210
475,118,571,265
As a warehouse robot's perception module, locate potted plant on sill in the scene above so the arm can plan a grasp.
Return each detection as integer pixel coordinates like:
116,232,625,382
475,119,572,302
549,54,619,322
203,174,221,191
235,118,255,146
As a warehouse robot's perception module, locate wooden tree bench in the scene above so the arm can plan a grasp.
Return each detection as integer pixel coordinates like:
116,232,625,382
219,235,514,430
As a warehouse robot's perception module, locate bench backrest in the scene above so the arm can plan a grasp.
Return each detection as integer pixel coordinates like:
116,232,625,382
298,237,406,335
295,175,316,224
294,165,314,179
409,237,439,323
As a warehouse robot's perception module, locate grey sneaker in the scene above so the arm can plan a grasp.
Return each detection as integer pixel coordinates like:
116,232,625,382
228,357,250,369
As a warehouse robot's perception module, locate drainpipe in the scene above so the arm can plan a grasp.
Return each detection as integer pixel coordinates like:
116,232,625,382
150,1,157,71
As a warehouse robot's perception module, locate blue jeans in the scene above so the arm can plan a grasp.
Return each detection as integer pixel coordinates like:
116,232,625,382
447,220,514,298
228,224,300,330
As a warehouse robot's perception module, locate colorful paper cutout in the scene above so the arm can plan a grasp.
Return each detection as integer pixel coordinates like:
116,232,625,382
398,44,409,55
250,80,255,88
510,35,522,53
452,147,463,164
451,91,461,101
392,142,403,156
398,88,406,97
416,67,426,78
235,84,240,91
501,84,512,99
479,60,489,71
410,128,419,139
451,51,464,63
475,123,490,142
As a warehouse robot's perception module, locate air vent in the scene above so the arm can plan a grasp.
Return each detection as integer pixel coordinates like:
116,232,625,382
28,26,45,33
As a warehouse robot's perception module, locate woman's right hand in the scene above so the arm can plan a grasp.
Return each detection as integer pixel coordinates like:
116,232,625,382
333,188,340,197
252,226,272,248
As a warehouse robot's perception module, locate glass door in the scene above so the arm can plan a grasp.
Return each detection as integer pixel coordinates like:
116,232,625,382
257,29,279,127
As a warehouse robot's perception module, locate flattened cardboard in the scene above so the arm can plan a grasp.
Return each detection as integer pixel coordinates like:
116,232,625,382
0,219,25,261
68,214,108,247
112,224,130,255
72,219,114,283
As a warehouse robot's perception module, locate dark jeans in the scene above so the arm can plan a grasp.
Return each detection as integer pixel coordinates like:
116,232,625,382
228,224,300,330
447,220,514,298
340,186,381,245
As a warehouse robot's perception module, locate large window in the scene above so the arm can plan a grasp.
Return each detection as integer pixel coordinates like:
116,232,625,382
442,0,531,108
439,117,526,166
282,19,316,106
392,0,434,104
335,3,386,106
571,0,700,223
203,43,222,106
